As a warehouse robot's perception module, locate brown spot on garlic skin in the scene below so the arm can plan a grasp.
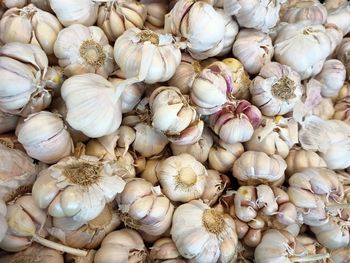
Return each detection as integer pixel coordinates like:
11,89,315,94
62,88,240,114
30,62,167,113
202,209,224,235
79,39,106,68
138,30,160,45
63,163,102,186
271,76,297,100
4,185,33,203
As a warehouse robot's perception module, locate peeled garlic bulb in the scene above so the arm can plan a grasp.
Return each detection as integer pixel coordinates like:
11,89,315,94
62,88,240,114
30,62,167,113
54,24,114,78
0,4,62,55
0,112,19,134
232,29,273,75
165,0,225,60
97,1,147,42
233,151,287,186
49,0,99,26
32,156,126,223
156,153,207,202
94,229,147,263
114,28,181,84
326,0,350,36
16,111,73,164
171,200,238,263
250,62,303,116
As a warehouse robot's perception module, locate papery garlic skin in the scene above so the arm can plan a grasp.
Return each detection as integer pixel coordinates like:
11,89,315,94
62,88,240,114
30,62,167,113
171,200,238,263
165,0,225,60
150,237,185,263
201,170,227,206
49,0,99,26
326,0,350,36
331,248,350,263
97,1,147,42
232,29,273,75
336,38,350,78
54,24,114,78
16,111,73,164
216,9,238,57
312,97,335,120
0,199,7,242
0,112,18,133
114,28,181,84
157,154,207,202
274,22,333,80
250,62,303,116
334,96,350,124
0,4,62,56
143,1,168,30
233,151,287,186
315,59,346,98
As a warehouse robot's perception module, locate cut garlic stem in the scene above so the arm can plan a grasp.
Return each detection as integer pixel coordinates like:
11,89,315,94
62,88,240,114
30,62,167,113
289,253,330,262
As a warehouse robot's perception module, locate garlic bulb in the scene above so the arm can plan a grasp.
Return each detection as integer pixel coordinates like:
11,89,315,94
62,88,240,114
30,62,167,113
49,0,99,26
224,0,284,32
168,53,201,94
285,148,327,177
245,118,298,159
170,128,213,163
171,200,238,263
16,111,73,163
140,157,163,185
326,0,350,36
0,4,62,56
312,97,335,120
150,86,203,144
165,0,225,60
32,156,126,223
150,237,185,263
143,1,168,30
232,29,273,75
94,229,148,263
117,178,174,240
336,38,350,78
156,153,207,202
274,22,333,80
0,111,19,134
250,62,303,116
315,59,346,98
201,170,227,206
114,28,181,84
61,74,131,138
65,250,96,263
337,82,350,101
334,96,350,124
233,151,287,186
208,140,244,173
0,42,51,116
216,9,239,57
97,1,147,42
54,24,114,78
1,0,27,9
280,0,327,25
0,199,7,242
331,248,350,263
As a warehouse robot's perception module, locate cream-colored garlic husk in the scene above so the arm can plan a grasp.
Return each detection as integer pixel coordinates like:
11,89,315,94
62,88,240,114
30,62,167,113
32,156,126,222
171,199,238,263
250,62,303,116
143,1,168,30
114,28,181,84
94,229,148,263
150,237,185,263
280,0,327,25
54,24,115,78
312,97,335,120
165,0,225,60
336,38,350,78
0,4,62,55
97,1,147,42
232,29,273,75
224,0,285,32
0,199,7,242
233,151,287,186
216,8,238,57
334,96,350,124
326,0,350,36
201,170,227,206
0,112,19,134
16,111,73,164
49,0,99,26
140,157,163,185
156,153,207,202
0,42,52,116
116,178,174,240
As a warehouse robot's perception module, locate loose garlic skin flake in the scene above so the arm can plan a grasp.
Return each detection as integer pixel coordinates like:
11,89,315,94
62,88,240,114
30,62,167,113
54,24,115,78
171,200,238,263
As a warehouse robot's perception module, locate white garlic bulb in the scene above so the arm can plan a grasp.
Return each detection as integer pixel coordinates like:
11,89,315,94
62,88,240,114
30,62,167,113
114,28,181,84
274,22,333,80
250,62,303,116
16,111,73,163
97,1,147,42
224,0,285,32
49,0,99,26
156,153,207,202
0,112,18,133
171,200,238,263
326,0,350,36
315,59,346,98
0,42,51,116
216,8,239,57
32,156,126,223
280,0,327,25
54,24,114,78
336,38,350,78
0,4,62,56
232,29,274,75
165,0,225,60
233,151,287,186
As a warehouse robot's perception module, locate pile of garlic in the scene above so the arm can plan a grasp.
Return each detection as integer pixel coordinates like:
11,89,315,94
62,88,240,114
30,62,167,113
0,0,350,262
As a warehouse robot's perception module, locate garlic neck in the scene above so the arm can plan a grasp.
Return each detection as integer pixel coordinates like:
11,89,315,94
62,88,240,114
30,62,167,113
202,209,225,235
79,39,106,68
271,76,296,100
138,30,159,45
177,167,197,187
